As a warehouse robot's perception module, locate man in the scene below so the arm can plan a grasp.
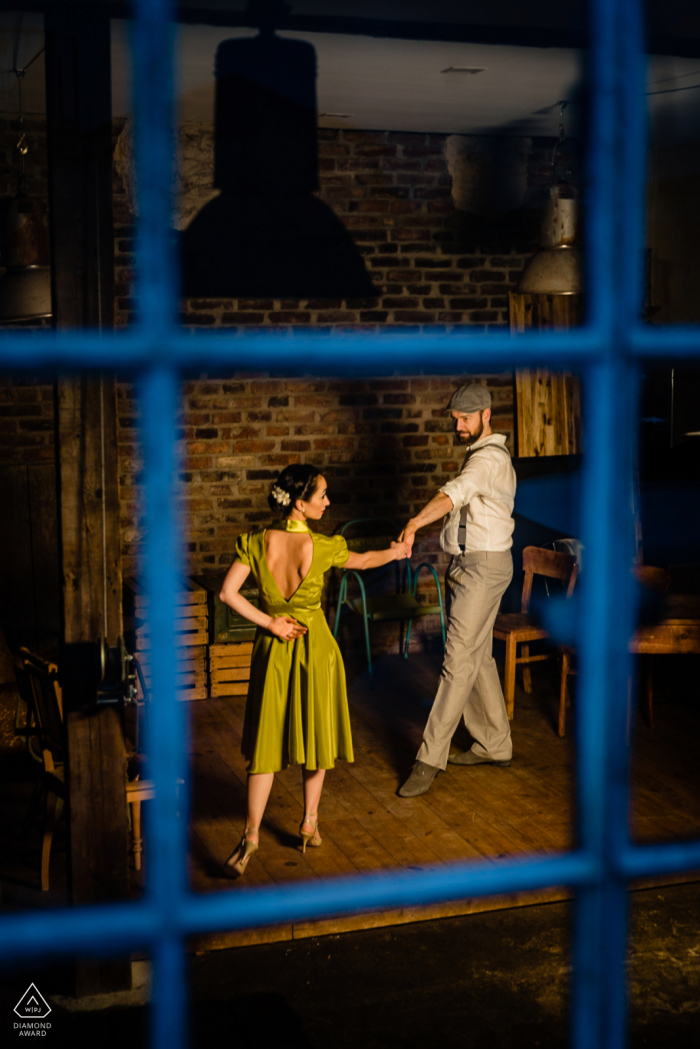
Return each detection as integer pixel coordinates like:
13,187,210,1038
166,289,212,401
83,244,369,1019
398,382,516,798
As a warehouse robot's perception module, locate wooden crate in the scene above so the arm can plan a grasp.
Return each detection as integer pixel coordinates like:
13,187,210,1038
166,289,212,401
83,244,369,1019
134,645,207,701
191,573,258,644
123,577,208,651
209,641,253,698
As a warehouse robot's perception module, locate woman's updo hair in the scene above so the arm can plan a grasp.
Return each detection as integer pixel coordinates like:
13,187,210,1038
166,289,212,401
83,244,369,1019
268,464,321,516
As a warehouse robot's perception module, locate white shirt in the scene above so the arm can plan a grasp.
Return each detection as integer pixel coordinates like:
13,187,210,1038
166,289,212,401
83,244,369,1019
439,433,516,555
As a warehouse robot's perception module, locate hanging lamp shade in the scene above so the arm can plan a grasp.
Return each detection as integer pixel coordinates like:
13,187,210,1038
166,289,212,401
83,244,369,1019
0,196,52,322
517,186,582,296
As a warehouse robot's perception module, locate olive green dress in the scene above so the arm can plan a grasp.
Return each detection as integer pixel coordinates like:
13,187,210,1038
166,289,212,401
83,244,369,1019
233,519,354,774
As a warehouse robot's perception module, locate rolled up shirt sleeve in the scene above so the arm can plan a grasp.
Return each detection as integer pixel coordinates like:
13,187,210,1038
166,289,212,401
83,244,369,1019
439,455,489,510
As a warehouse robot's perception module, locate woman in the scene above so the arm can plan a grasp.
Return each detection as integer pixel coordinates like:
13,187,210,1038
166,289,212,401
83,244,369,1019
219,463,408,876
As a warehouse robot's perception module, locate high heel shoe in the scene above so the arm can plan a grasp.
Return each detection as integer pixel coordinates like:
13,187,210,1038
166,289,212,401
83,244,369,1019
222,827,259,878
299,814,322,854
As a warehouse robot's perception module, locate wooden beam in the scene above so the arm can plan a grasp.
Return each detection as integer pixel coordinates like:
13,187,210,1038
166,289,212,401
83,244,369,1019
45,11,130,995
45,8,114,331
55,376,122,646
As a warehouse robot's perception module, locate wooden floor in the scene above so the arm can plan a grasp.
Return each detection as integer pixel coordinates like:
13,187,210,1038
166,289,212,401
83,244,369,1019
188,649,700,950
2,649,698,945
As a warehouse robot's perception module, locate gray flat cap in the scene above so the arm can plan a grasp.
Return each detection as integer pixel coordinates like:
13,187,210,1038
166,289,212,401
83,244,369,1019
445,382,491,414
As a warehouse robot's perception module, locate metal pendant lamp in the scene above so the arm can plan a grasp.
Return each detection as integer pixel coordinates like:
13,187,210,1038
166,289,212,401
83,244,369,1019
516,185,582,295
517,101,582,296
0,60,52,323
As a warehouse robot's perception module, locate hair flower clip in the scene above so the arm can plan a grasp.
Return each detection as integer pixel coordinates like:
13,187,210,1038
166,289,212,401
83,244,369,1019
271,484,291,507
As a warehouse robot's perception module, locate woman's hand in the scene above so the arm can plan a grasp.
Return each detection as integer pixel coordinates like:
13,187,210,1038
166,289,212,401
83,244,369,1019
390,540,410,561
268,615,307,642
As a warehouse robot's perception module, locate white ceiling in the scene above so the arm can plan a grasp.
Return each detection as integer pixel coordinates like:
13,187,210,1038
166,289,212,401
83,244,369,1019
112,21,585,137
1,10,699,147
111,20,700,144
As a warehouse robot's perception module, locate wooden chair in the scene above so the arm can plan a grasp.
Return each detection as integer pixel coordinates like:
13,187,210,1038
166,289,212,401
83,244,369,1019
493,546,579,721
15,648,154,889
14,650,66,891
333,519,446,682
559,565,672,736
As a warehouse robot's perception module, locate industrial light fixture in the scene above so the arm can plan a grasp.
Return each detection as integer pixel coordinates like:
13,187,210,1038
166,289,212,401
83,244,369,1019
441,67,485,74
517,101,582,296
0,50,52,323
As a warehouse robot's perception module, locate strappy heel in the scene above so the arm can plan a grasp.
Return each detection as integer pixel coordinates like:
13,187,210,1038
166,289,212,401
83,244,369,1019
299,813,322,854
222,826,259,878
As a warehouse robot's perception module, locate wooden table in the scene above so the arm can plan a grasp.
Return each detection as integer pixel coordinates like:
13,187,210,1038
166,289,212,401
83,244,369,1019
630,595,700,727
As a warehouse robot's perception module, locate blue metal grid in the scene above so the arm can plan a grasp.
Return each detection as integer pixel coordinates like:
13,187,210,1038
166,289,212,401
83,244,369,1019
1,1,699,1047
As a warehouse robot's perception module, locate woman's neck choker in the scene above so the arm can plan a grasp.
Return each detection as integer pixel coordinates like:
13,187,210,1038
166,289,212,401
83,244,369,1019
276,518,312,534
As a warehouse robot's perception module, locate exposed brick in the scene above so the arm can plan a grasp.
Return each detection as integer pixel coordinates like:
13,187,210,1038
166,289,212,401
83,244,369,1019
281,439,311,451
383,297,419,309
403,146,443,157
313,437,355,451
468,310,499,322
316,311,358,323
354,145,397,158
449,297,488,309
338,394,378,407
268,311,311,324
232,440,276,453
393,311,436,323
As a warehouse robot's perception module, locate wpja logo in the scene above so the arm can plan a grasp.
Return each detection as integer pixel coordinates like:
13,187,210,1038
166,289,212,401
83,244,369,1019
13,984,52,1037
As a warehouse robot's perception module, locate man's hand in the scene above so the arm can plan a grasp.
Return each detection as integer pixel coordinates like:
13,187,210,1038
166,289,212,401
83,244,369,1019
398,492,454,557
268,615,307,641
398,522,418,558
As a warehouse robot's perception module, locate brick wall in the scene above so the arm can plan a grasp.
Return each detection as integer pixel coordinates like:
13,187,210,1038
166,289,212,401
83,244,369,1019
0,376,54,464
113,126,547,592
4,125,546,648
117,372,514,582
114,128,548,330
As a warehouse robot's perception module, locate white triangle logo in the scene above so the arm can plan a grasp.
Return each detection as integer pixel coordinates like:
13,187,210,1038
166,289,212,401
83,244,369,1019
14,983,52,1019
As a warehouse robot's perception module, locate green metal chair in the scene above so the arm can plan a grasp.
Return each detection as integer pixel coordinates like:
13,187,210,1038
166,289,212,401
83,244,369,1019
332,519,447,682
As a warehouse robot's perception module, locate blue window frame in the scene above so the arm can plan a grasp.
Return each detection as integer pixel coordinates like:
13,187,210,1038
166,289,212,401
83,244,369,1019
2,1,700,1047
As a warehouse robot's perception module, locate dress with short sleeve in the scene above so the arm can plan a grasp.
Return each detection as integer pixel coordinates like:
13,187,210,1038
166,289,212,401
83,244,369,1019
232,519,353,773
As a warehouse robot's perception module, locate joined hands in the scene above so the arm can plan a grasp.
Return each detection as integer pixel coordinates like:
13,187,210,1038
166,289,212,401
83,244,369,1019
268,615,307,641
390,540,411,560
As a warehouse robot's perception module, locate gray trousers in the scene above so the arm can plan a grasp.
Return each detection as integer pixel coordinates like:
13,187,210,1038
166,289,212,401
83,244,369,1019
417,550,513,769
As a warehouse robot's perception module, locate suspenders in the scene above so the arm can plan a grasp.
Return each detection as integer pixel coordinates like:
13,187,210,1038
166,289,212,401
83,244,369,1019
456,442,512,551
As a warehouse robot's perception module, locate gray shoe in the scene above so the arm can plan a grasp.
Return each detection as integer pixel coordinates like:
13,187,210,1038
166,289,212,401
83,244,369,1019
398,760,439,797
447,750,512,767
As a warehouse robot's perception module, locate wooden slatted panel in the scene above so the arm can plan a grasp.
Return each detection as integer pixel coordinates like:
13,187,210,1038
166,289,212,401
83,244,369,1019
135,645,207,701
124,577,208,652
209,641,253,698
509,292,583,458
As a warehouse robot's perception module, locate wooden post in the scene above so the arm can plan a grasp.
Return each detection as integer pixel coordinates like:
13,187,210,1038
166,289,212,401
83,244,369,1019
45,11,131,995
509,292,583,457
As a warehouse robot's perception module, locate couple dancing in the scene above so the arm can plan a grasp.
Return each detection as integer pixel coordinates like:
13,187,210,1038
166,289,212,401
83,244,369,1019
220,382,516,877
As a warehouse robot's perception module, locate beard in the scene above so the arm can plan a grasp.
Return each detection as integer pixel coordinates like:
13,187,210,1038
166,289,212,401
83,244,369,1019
458,414,484,446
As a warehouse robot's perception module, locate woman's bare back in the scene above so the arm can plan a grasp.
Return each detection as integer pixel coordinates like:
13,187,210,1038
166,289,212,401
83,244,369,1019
264,530,314,601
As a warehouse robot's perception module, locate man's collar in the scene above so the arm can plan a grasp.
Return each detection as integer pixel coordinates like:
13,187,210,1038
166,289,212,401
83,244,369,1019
464,432,505,453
